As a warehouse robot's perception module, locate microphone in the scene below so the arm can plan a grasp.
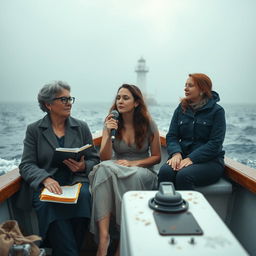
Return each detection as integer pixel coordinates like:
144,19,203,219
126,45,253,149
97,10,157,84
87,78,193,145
110,110,119,142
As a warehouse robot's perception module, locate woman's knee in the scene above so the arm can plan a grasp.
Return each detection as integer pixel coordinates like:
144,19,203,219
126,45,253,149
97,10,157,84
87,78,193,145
158,163,174,183
176,170,191,183
175,169,194,190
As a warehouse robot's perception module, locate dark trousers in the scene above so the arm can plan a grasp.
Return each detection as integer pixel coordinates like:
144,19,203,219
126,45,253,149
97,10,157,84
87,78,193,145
46,217,89,256
158,158,224,190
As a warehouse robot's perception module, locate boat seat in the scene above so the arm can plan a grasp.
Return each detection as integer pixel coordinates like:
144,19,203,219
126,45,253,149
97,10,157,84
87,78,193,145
195,177,233,222
195,177,232,195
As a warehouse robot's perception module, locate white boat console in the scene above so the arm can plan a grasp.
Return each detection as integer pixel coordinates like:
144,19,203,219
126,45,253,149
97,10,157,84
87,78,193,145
120,189,248,256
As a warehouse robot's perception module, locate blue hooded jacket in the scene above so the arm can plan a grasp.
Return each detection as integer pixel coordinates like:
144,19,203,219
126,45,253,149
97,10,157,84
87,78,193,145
166,91,226,163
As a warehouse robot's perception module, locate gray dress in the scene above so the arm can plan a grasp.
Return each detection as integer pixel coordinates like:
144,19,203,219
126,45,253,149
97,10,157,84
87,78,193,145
89,120,158,238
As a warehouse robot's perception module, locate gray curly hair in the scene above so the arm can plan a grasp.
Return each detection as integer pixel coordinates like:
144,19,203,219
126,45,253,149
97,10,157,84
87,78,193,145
37,81,71,112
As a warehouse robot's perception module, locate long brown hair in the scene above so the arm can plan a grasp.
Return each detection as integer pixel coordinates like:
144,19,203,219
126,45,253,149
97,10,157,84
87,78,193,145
181,73,212,111
110,84,151,149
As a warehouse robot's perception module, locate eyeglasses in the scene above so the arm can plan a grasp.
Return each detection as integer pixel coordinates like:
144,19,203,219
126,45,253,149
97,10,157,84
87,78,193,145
53,97,75,104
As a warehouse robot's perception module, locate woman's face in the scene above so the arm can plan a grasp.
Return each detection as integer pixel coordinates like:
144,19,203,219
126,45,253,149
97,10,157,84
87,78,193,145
116,88,138,114
184,77,201,102
47,89,72,118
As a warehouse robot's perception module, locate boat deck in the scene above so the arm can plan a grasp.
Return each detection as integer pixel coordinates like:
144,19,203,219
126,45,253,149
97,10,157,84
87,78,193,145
1,135,256,255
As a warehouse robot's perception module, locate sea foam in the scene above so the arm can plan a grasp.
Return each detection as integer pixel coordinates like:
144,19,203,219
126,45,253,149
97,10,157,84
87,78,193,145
0,158,19,175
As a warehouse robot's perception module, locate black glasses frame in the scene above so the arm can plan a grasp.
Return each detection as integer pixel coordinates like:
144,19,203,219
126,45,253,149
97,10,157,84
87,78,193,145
53,96,75,104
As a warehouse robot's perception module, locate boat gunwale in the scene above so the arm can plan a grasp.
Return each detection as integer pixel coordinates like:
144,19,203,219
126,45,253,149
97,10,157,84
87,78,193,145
0,135,256,203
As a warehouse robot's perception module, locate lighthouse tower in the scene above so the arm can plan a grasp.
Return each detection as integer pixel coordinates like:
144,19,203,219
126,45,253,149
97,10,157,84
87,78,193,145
135,57,148,95
135,57,157,105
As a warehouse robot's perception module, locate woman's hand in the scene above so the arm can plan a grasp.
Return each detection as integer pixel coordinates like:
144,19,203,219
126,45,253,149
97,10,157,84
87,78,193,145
63,155,86,173
100,113,118,160
167,153,182,171
179,157,193,169
42,177,62,194
115,159,137,167
104,114,118,134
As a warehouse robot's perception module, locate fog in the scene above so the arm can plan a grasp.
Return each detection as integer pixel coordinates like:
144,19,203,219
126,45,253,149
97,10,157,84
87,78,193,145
0,0,255,104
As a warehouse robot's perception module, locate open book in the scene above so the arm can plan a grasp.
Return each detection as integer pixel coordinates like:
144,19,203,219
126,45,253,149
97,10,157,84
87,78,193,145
40,183,82,204
51,144,92,167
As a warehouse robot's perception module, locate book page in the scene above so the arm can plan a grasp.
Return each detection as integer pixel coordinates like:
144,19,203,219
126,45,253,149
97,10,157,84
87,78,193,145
55,144,92,153
40,183,82,203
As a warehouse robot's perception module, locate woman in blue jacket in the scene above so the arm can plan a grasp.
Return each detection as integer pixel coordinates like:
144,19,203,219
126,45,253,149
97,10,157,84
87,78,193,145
158,73,226,190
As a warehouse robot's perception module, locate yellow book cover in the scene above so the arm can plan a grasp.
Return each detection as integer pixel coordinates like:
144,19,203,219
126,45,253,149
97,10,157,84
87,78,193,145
40,183,82,204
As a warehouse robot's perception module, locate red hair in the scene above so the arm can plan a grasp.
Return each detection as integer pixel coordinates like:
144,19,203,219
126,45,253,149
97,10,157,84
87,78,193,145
181,73,212,111
110,84,152,149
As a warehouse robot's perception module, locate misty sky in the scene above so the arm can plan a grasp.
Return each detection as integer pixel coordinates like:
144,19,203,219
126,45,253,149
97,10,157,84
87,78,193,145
0,0,255,104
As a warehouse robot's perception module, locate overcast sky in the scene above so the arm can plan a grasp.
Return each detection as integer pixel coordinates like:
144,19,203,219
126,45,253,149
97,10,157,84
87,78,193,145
0,0,255,104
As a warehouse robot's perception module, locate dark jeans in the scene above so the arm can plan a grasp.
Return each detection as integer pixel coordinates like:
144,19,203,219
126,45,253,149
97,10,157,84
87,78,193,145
46,217,89,256
158,158,224,190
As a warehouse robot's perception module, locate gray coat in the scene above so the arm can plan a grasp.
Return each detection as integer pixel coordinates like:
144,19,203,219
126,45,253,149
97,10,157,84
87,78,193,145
17,114,100,210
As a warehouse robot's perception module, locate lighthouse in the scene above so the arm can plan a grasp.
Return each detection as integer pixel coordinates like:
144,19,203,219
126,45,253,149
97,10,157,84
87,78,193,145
135,57,148,95
135,57,157,105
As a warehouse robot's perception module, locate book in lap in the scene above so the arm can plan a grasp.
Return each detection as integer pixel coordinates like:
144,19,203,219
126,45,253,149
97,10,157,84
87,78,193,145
51,144,92,167
40,183,82,204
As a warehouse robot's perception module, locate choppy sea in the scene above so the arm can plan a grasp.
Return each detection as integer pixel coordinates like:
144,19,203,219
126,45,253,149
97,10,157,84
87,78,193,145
0,102,255,175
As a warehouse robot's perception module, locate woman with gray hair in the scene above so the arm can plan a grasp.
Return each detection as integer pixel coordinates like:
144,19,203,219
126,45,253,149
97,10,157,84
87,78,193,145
18,81,100,256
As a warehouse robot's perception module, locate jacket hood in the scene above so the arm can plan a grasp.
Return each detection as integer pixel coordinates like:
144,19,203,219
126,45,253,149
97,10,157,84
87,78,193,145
197,90,220,111
211,91,220,103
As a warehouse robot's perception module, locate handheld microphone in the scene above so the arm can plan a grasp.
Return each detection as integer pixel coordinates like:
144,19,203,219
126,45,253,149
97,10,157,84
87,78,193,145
110,110,119,142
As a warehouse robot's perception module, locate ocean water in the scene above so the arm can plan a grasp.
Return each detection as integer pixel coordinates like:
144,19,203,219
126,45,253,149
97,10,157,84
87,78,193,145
0,102,255,174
